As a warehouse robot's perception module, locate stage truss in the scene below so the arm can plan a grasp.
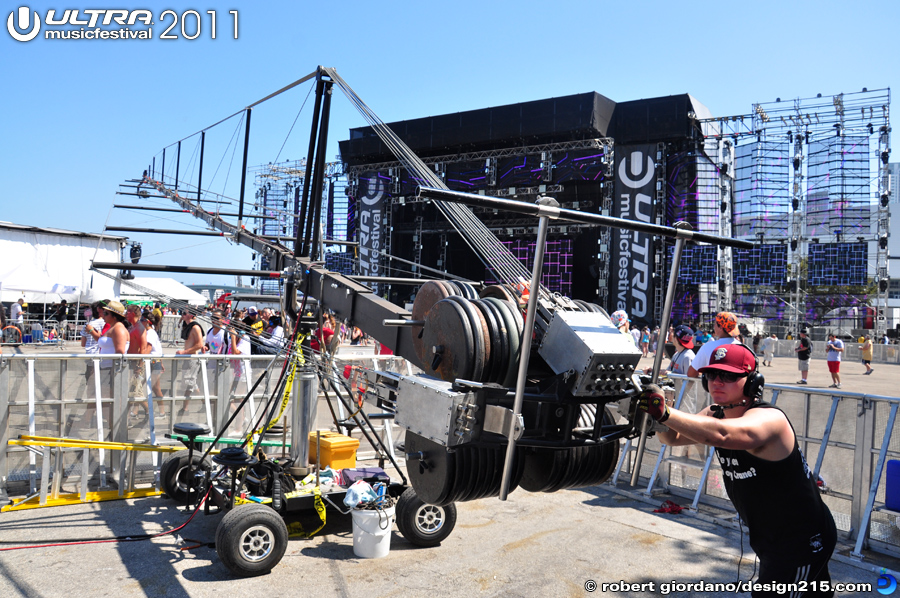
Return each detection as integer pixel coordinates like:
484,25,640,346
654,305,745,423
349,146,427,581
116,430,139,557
699,88,891,336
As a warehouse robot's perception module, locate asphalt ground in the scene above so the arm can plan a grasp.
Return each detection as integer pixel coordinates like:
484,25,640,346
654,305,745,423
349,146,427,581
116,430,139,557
1,349,899,597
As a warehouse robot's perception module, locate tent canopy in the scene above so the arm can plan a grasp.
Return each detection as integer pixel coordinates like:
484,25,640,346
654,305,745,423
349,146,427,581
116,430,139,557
119,277,208,306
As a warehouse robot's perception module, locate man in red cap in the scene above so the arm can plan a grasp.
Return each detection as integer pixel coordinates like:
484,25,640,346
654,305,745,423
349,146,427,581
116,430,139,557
638,343,836,596
638,344,837,596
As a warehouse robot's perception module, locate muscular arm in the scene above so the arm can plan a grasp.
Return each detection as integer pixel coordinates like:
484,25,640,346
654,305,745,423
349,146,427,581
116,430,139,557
656,406,793,460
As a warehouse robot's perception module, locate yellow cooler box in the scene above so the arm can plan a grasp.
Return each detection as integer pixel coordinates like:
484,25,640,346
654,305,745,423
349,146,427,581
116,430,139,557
308,431,360,469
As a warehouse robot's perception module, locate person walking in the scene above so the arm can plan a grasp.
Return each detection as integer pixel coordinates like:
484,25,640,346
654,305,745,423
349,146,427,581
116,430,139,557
640,326,650,358
825,333,844,389
795,328,812,385
638,344,836,594
760,333,777,367
176,311,205,414
859,334,874,375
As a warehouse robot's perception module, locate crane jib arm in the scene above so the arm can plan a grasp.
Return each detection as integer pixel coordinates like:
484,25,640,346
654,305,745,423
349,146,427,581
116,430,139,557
139,176,424,369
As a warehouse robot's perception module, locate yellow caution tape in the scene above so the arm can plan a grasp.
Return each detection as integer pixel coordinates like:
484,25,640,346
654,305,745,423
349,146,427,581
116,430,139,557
286,487,326,538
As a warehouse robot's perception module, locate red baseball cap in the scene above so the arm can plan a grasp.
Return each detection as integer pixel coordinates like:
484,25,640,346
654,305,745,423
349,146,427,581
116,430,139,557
673,325,694,349
699,343,756,375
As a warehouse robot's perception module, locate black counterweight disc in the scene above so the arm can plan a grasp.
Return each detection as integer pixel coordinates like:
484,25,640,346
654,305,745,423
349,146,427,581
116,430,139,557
479,284,517,303
471,445,492,501
405,431,455,506
441,280,464,297
481,300,510,386
473,300,503,385
422,299,476,381
445,295,487,383
411,281,451,364
483,298,521,387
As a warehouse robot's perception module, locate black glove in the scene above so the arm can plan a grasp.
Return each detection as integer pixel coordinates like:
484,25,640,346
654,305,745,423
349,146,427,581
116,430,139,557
637,384,670,423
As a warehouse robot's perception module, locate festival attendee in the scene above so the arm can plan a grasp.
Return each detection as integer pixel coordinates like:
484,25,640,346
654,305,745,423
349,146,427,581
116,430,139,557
643,324,695,377
257,314,286,355
638,344,836,595
759,333,777,367
144,313,166,415
795,328,812,385
859,335,874,375
51,299,70,339
640,326,650,358
126,304,149,420
80,302,105,398
686,312,741,379
825,333,844,389
98,300,130,397
176,311,205,414
246,306,264,335
10,298,25,336
609,310,630,336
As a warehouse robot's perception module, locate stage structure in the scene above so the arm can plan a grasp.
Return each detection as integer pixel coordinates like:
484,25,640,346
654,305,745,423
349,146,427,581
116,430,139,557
340,93,718,329
699,88,892,337
338,88,890,335
250,160,352,294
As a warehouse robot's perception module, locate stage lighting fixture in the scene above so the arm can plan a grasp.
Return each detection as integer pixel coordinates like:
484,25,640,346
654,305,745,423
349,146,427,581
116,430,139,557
812,238,820,244
880,279,889,293
788,131,793,142
834,124,842,137
882,194,890,207
793,157,801,170
791,238,798,251
882,150,891,164
792,199,800,211
868,123,874,135
880,236,889,250
130,242,142,264
805,131,811,143
720,201,728,213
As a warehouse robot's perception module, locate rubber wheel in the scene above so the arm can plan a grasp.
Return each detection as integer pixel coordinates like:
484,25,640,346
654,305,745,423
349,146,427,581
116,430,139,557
159,450,212,505
395,487,457,547
215,504,288,577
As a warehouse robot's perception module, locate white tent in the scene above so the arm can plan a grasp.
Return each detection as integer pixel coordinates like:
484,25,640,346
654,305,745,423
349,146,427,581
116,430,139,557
119,277,208,306
0,223,122,305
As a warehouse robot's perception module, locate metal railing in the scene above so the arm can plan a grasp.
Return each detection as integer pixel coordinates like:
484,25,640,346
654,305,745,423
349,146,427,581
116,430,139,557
612,373,900,560
0,353,287,502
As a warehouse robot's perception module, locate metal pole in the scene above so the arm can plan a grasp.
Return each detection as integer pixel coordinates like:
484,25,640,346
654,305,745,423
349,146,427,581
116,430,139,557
175,141,181,191
630,222,692,486
308,81,333,261
197,131,205,203
296,77,326,258
237,108,252,227
161,148,166,184
290,366,318,476
499,196,557,500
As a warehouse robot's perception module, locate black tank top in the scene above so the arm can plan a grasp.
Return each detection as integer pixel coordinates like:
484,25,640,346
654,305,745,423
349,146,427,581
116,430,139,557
715,403,836,561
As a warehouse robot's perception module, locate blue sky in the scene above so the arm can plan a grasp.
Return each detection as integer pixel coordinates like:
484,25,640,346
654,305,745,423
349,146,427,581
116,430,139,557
2,1,897,288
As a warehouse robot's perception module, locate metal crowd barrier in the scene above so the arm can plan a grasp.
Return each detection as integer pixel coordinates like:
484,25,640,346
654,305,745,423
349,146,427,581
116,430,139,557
612,373,900,560
0,353,287,503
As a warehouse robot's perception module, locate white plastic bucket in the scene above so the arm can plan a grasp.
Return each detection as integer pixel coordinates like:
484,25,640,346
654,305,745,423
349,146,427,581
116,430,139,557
350,505,395,558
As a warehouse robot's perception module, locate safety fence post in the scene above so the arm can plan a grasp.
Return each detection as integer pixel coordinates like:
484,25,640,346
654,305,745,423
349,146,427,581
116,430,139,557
852,401,899,558
0,355,9,503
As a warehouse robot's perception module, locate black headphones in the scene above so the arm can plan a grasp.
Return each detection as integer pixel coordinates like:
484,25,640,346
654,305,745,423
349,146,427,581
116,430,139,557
701,342,765,402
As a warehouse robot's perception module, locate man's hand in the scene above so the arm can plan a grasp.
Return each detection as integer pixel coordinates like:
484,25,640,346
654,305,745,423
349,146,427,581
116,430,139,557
637,384,670,423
